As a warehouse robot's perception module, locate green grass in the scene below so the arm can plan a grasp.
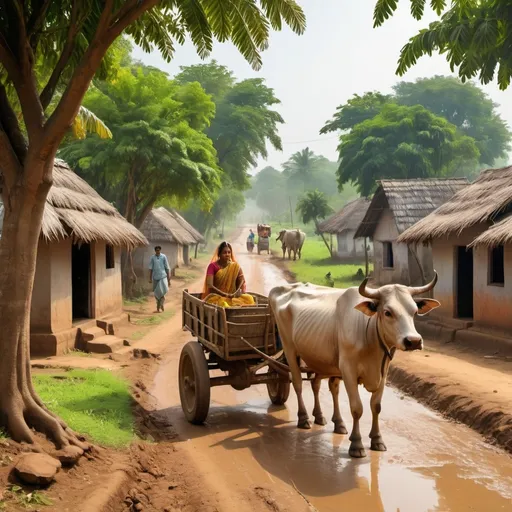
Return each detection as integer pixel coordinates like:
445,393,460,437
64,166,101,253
131,330,147,341
272,237,371,288
134,309,174,326
123,296,148,308
66,348,92,358
3,485,52,509
0,428,7,440
33,369,136,448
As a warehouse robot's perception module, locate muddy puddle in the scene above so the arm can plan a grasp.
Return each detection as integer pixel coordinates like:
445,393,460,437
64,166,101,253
152,232,512,512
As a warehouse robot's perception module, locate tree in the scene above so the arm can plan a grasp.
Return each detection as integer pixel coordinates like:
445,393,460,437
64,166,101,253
0,0,305,449
393,76,511,165
337,103,480,196
373,0,512,90
177,62,287,235
320,92,392,134
248,166,288,218
296,190,333,255
282,147,325,192
60,64,220,230
178,62,285,190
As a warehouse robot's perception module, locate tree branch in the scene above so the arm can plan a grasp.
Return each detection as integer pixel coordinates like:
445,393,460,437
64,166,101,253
0,124,22,192
39,2,81,110
107,0,160,42
0,83,27,162
26,0,53,49
43,0,158,156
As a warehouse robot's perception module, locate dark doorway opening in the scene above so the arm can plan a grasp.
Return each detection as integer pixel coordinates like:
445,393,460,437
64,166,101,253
72,243,92,320
456,246,473,319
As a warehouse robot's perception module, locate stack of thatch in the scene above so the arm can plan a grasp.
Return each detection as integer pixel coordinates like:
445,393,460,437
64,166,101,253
318,197,370,235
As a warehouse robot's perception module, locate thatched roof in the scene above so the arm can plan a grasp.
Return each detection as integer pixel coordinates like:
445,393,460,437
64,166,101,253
140,207,202,246
171,210,205,244
0,159,147,249
398,167,512,245
318,198,370,235
470,216,512,248
355,178,468,239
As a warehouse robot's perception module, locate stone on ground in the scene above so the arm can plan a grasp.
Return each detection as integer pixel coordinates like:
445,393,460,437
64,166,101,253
13,453,61,485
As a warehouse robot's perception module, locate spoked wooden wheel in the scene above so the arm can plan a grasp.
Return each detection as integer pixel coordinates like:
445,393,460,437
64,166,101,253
179,342,211,424
266,369,290,405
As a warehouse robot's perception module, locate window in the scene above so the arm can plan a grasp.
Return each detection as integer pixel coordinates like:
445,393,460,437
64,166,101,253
106,244,115,269
489,245,504,285
383,241,394,268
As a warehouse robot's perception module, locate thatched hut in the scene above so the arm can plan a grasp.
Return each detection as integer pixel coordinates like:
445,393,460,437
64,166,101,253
355,178,468,286
398,167,512,341
134,207,204,281
318,198,373,261
0,159,148,356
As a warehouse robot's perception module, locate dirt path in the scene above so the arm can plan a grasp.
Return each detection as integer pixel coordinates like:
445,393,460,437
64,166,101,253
138,230,512,512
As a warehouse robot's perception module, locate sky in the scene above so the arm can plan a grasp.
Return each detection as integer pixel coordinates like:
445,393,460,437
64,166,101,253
132,0,512,174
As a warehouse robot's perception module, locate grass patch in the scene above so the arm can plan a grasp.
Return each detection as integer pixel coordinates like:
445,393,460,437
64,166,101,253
131,330,147,341
272,237,371,288
66,348,92,358
33,369,136,448
135,309,174,326
123,296,148,308
0,428,7,440
3,485,52,509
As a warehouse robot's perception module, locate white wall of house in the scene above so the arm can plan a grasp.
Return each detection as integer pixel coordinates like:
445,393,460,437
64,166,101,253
373,208,409,285
336,231,373,261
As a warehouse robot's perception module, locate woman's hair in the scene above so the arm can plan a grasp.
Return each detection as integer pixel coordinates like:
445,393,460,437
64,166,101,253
217,241,232,256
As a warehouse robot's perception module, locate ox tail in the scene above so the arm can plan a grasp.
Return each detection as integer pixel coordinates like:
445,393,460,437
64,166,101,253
240,337,291,375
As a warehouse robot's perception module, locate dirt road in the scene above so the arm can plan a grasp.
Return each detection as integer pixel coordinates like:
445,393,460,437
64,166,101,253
149,232,512,512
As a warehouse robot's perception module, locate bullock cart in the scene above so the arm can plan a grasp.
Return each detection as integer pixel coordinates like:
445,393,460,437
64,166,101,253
257,224,271,254
179,290,292,424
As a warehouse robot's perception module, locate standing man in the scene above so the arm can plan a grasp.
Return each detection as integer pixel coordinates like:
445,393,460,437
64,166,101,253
149,246,171,312
248,229,255,243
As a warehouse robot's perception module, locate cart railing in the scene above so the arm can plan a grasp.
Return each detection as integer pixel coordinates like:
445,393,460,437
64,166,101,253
182,290,278,361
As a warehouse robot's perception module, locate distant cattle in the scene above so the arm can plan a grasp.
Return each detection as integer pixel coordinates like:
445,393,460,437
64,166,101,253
276,229,306,261
269,275,439,458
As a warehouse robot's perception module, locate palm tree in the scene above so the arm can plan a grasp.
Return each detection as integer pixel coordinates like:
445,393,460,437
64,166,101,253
283,147,323,191
296,190,334,256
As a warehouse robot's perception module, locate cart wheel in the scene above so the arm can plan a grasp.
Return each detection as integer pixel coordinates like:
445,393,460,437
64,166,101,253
266,370,290,405
179,342,211,424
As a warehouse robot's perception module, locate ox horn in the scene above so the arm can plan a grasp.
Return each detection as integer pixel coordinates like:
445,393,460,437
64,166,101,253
359,278,380,299
407,271,438,296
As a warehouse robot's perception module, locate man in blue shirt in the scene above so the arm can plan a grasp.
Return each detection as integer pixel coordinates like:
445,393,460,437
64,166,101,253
148,246,171,312
248,229,255,242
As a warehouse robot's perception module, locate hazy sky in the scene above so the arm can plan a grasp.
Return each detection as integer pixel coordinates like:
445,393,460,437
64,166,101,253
132,1,512,173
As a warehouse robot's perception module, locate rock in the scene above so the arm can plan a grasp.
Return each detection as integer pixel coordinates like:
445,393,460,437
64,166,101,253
168,483,178,490
52,446,83,466
124,339,131,346
14,453,61,486
135,504,144,511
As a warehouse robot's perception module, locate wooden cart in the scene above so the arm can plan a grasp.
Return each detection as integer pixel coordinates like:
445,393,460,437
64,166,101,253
180,290,290,424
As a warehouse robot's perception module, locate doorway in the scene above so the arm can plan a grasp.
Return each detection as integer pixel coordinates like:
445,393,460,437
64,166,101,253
72,243,92,320
456,246,473,319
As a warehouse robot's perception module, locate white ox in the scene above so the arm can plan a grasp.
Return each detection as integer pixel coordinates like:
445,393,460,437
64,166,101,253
276,229,306,261
269,276,439,458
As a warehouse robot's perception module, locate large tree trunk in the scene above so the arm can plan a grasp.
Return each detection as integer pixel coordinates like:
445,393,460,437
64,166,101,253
0,158,87,449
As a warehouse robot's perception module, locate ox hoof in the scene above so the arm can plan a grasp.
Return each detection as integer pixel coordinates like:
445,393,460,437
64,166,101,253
298,418,312,430
370,437,387,452
349,442,366,458
334,422,348,435
314,415,327,426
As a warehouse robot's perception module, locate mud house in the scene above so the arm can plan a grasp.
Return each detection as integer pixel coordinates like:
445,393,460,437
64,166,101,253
318,198,373,262
355,178,468,286
397,166,512,350
0,159,148,357
133,207,204,280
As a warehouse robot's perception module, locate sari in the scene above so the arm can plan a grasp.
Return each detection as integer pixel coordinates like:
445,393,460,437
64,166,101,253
202,260,255,307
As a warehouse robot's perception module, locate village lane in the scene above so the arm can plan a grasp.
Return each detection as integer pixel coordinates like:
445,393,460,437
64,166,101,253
149,230,512,512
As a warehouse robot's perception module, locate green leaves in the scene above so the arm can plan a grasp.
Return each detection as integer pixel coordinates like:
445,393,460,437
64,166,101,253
335,102,480,196
296,190,333,225
375,0,512,91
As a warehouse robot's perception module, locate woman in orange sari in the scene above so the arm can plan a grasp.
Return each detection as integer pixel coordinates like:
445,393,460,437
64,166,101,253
202,241,255,307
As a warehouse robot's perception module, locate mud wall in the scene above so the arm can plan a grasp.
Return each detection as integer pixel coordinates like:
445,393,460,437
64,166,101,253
93,241,123,318
373,208,409,285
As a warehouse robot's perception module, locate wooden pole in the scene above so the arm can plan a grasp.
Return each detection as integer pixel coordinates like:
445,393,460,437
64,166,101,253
364,237,369,278
289,196,294,227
